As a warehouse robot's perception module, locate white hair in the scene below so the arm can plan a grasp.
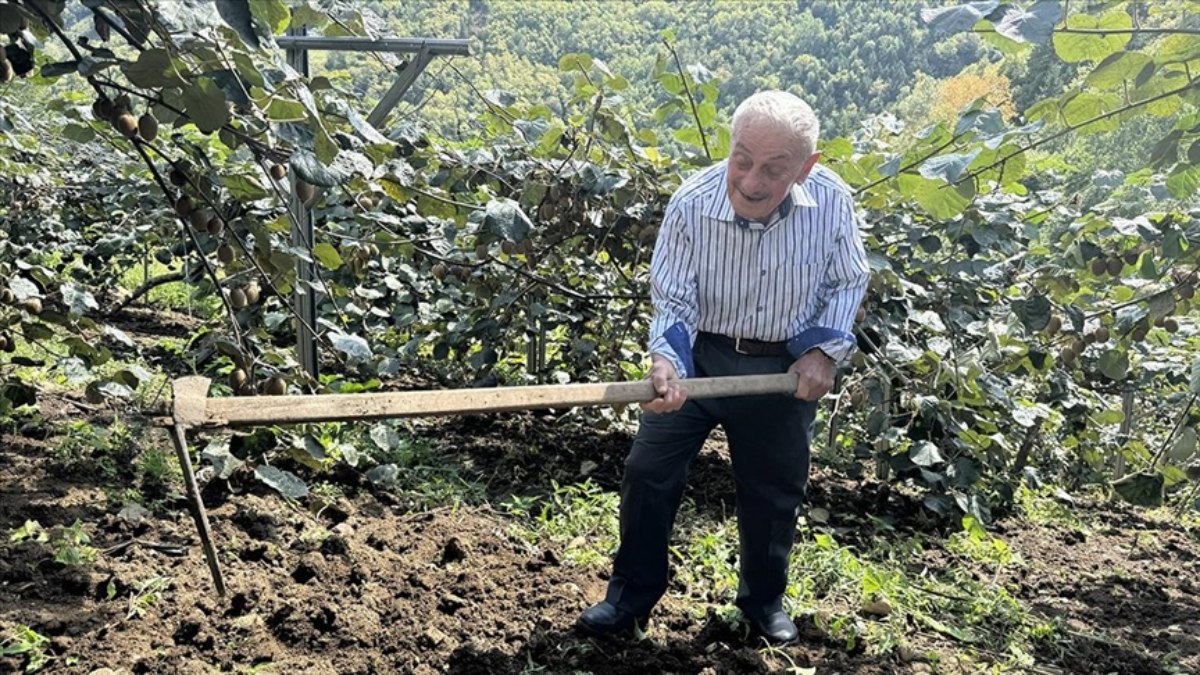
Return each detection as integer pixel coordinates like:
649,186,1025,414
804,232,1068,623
731,91,820,159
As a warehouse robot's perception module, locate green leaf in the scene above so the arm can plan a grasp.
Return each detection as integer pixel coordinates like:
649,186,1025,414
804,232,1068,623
920,1,999,36
122,48,186,88
558,53,593,73
311,242,343,270
1085,51,1153,89
62,123,95,143
898,173,973,220
315,127,339,166
181,77,229,134
1155,34,1200,64
249,0,290,35
216,0,260,49
482,198,533,242
1112,471,1163,507
290,3,329,29
265,97,305,121
222,173,269,201
1165,164,1200,200
1053,10,1132,63
254,465,309,499
1097,349,1129,381
60,283,98,316
910,441,944,467
993,0,1061,44
1168,427,1197,463
1016,294,1051,332
1061,92,1120,133
919,148,981,183
330,332,373,360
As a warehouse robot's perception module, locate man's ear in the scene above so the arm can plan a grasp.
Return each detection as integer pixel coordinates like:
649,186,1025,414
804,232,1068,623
795,151,821,184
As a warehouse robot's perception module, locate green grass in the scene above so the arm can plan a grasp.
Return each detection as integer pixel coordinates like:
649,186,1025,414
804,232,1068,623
503,480,619,566
118,258,214,312
0,625,52,673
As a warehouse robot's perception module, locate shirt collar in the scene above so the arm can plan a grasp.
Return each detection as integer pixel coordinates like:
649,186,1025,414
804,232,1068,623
703,162,819,229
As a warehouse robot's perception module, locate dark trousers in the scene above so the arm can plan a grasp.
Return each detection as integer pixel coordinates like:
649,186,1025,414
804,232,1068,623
604,333,816,617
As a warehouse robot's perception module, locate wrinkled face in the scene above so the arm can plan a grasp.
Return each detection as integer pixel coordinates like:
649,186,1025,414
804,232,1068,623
726,121,819,221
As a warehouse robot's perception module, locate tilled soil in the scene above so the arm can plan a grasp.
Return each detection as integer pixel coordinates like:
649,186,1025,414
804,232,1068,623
2,405,1199,674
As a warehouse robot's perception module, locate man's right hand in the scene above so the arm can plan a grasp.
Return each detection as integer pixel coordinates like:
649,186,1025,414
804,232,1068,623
641,353,687,413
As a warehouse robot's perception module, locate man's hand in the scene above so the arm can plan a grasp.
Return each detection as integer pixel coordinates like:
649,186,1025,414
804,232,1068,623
641,353,687,413
788,349,834,401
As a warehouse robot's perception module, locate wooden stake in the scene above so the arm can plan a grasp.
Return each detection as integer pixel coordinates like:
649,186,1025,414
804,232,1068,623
170,379,226,596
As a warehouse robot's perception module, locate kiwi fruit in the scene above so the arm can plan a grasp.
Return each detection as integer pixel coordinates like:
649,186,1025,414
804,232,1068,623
1132,327,1148,342
189,209,209,231
217,243,234,265
0,288,13,304
475,244,489,259
431,263,447,280
270,164,287,181
1164,318,1179,333
855,306,867,323
229,287,247,309
22,297,42,315
296,180,315,203
243,283,260,305
1089,258,1107,276
1123,250,1140,265
169,167,189,187
206,216,224,236
115,113,138,138
0,58,14,84
1045,315,1062,334
175,195,195,217
1093,326,1109,342
1105,257,1123,277
1060,347,1076,365
138,113,158,142
501,241,516,255
265,376,286,396
229,369,248,390
1180,284,1195,300
92,97,113,121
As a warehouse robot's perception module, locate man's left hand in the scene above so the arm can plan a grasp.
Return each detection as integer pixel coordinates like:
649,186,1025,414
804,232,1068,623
788,349,834,401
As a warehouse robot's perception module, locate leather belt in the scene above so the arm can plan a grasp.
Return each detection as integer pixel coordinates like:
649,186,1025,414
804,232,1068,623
702,332,790,357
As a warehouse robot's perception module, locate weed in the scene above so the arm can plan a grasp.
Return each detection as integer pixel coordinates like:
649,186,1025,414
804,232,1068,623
52,520,97,566
1,625,52,673
504,481,618,566
1016,484,1087,531
127,576,171,619
9,520,48,544
946,516,1020,568
10,519,96,566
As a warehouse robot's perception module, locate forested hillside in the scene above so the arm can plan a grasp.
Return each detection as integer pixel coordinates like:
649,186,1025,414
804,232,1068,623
3,1,1200,674
332,0,988,139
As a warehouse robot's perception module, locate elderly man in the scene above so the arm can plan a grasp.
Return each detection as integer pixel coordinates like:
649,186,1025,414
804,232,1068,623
577,91,869,644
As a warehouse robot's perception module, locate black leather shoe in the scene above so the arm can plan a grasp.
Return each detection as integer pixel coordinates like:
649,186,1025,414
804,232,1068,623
744,609,799,645
576,601,649,636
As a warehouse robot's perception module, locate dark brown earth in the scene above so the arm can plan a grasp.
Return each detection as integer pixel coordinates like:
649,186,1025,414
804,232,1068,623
2,382,1199,673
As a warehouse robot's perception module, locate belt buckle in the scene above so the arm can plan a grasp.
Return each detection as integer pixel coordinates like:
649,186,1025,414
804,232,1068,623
734,337,750,355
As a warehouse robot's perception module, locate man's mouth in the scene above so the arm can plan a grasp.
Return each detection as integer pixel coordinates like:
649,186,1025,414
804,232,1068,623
738,188,767,203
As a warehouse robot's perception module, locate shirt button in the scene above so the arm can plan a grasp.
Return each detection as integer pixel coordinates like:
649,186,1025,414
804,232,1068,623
760,269,767,276
756,306,763,312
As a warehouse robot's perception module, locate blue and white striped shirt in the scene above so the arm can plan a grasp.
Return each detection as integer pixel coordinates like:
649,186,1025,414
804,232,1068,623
648,161,869,378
